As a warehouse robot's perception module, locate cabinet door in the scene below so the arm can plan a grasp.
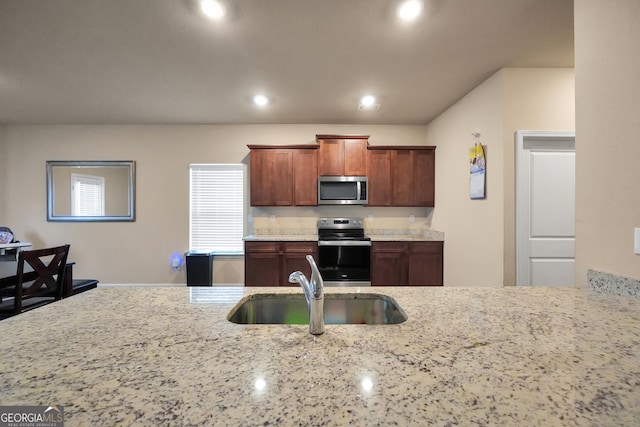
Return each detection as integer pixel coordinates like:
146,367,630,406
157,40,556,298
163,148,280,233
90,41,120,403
293,149,318,206
391,150,415,206
249,149,293,206
344,139,368,176
391,149,436,207
371,242,408,286
244,242,280,286
249,149,274,206
413,149,435,207
407,241,443,286
281,242,318,286
367,149,392,206
272,150,294,206
318,139,343,176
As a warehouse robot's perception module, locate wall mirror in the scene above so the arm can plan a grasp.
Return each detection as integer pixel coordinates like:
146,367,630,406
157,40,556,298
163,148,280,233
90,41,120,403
47,160,136,222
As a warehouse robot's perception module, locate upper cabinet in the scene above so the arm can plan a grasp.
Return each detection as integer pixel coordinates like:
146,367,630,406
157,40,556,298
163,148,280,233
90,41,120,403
292,148,318,206
317,134,368,176
248,145,318,206
368,146,436,207
248,139,435,207
367,149,392,206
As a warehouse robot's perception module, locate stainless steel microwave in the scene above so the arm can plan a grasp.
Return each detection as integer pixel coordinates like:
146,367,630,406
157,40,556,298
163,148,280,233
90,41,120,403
318,176,368,205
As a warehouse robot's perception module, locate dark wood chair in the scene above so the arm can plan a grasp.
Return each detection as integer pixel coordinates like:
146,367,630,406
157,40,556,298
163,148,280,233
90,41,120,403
0,244,70,320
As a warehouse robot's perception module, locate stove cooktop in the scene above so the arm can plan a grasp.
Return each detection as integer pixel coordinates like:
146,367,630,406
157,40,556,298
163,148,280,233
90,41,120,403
317,217,368,242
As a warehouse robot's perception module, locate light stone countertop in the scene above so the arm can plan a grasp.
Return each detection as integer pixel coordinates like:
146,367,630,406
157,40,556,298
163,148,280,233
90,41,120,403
1,286,640,426
244,230,445,242
368,234,444,242
244,234,319,241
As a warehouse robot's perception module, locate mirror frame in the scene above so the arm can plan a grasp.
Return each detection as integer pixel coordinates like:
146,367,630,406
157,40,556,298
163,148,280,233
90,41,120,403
46,160,136,222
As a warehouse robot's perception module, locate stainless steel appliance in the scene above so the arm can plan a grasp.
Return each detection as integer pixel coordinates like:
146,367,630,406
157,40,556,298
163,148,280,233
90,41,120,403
317,176,368,205
317,217,371,287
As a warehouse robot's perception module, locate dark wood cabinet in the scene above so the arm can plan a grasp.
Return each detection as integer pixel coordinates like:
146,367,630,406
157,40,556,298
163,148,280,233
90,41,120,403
281,242,317,286
249,148,292,206
371,241,406,285
248,142,433,207
292,149,318,206
245,241,318,286
407,241,443,286
368,146,436,207
317,134,368,176
371,241,443,286
393,149,435,207
244,241,280,287
248,145,318,206
367,149,392,206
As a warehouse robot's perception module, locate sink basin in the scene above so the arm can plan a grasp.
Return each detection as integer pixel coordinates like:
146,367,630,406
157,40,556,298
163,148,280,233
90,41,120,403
227,293,407,325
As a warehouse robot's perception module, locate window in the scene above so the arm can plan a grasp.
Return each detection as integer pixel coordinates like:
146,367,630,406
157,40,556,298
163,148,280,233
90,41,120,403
189,164,245,254
71,173,105,216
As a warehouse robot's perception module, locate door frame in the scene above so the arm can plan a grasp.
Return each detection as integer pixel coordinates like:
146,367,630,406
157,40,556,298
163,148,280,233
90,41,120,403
515,130,576,286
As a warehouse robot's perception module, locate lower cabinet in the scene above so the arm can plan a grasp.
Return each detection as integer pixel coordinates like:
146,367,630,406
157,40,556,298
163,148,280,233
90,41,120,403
245,241,318,286
371,241,443,286
246,240,442,286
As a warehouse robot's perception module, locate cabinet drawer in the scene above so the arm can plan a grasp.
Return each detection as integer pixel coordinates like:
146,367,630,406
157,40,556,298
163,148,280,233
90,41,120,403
245,241,279,253
283,242,318,253
409,241,443,254
372,241,408,253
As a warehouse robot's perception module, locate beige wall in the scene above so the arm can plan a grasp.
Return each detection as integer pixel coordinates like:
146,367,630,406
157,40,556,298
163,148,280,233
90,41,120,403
2,124,428,284
426,71,505,287
425,68,575,286
0,125,6,221
574,0,640,285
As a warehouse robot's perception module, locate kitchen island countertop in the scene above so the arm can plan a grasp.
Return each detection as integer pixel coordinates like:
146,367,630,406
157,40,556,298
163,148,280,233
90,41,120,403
1,285,639,426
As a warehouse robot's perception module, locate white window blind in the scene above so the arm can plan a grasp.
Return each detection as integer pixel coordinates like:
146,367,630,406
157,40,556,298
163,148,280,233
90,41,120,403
190,164,245,254
71,174,105,216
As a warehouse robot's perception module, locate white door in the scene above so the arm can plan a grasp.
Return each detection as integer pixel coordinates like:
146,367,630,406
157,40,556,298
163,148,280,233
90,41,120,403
516,131,575,286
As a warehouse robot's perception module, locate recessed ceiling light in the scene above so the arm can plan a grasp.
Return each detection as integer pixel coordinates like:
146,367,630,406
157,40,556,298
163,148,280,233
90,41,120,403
360,95,376,107
359,95,380,110
200,0,226,19
397,0,422,21
253,94,269,107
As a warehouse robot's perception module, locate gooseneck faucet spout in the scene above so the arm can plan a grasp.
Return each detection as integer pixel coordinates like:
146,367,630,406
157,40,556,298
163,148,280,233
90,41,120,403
288,255,325,335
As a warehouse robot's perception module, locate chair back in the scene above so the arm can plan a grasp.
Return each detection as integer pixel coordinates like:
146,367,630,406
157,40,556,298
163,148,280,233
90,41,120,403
14,244,70,313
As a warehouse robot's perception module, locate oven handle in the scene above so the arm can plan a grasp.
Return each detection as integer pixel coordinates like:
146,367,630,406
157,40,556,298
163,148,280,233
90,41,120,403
318,240,372,247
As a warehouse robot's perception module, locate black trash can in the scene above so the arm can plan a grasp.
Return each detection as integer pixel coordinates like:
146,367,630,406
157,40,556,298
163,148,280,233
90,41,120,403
185,251,215,286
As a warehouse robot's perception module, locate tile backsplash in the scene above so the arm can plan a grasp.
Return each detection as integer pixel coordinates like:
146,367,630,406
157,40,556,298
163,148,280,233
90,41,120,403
250,215,438,237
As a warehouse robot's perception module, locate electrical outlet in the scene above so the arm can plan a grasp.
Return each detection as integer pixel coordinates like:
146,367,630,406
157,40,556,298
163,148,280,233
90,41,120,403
635,228,640,255
269,214,276,222
409,215,415,223
367,215,374,222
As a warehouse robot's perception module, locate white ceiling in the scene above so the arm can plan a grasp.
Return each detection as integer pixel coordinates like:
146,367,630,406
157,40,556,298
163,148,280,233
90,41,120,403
0,0,574,125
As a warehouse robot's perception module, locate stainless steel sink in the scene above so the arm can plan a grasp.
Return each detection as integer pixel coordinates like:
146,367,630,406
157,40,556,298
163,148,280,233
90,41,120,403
227,293,407,325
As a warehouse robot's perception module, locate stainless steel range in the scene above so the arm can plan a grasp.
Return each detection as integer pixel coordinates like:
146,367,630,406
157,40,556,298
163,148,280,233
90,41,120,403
317,217,371,287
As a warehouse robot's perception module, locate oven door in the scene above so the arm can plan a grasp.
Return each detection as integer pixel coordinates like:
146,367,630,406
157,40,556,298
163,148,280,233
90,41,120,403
317,240,371,286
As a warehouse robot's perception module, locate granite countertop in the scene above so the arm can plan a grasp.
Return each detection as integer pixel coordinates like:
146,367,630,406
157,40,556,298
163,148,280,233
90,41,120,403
244,234,319,241
244,230,445,242
1,286,640,425
367,230,444,241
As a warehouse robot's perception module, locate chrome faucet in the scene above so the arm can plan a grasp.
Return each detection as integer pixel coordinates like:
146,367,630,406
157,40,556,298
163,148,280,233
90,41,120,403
288,255,325,335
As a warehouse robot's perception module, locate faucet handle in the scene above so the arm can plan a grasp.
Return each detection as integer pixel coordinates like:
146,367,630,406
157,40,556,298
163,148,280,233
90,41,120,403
305,255,323,296
289,270,306,284
306,254,319,272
